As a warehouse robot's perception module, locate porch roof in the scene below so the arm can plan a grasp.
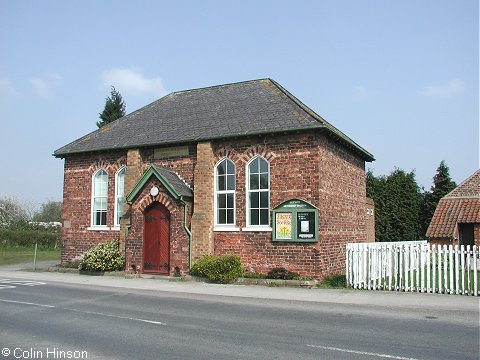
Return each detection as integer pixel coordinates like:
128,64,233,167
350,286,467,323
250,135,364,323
126,165,193,203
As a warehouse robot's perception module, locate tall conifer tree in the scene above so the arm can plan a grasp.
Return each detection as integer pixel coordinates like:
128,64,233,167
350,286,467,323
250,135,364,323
97,86,126,128
367,169,423,242
420,161,457,236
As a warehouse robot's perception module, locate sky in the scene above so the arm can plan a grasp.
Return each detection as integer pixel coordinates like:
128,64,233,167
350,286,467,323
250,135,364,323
0,0,478,208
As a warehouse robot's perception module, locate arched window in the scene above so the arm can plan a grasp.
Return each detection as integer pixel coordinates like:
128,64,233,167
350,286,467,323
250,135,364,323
114,167,126,227
247,156,270,226
92,169,108,226
215,158,236,226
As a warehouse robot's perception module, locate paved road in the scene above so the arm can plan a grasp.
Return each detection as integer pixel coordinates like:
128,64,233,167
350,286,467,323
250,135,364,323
0,265,478,360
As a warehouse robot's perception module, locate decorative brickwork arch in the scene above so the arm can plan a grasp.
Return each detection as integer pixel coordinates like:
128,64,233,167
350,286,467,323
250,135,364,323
214,146,242,165
88,157,126,175
243,145,276,162
137,192,177,214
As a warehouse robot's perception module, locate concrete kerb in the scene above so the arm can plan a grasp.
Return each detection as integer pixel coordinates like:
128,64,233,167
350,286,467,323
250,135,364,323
46,265,318,287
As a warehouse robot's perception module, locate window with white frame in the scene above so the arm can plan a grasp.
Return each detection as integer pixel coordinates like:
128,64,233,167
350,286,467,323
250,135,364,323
215,158,236,225
247,156,270,226
114,167,126,227
92,169,108,226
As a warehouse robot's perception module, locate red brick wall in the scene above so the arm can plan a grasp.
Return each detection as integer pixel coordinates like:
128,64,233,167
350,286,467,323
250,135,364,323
212,132,367,279
61,151,126,263
60,132,368,279
141,145,196,186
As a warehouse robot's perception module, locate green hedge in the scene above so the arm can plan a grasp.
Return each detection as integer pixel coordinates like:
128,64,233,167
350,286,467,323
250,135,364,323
79,240,125,272
190,254,243,283
0,223,60,248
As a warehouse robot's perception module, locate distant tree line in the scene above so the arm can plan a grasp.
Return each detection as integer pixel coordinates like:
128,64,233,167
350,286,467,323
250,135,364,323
0,198,61,224
367,161,456,242
0,198,62,248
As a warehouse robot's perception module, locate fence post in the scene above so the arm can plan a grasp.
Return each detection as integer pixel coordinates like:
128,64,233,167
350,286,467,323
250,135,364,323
364,245,368,290
466,245,471,295
474,245,478,296
33,243,38,271
388,246,392,291
415,245,419,292
350,245,354,288
431,245,436,294
426,244,430,293
455,245,460,295
354,245,358,289
443,245,448,294
460,245,465,295
438,245,442,294
409,245,418,291
399,246,403,291
405,245,410,292
345,245,350,287
449,244,454,294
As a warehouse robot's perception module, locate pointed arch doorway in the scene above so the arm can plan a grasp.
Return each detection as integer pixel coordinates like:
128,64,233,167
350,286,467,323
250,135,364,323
143,202,170,274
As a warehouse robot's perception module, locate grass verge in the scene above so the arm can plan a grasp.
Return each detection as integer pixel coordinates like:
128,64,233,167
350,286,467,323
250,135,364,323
0,246,60,266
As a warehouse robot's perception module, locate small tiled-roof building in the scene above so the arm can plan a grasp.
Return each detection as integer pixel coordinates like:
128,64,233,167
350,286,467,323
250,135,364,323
54,78,374,279
426,169,480,246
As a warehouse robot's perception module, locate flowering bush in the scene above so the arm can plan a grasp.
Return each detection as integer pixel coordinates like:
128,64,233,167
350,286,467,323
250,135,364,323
79,240,124,272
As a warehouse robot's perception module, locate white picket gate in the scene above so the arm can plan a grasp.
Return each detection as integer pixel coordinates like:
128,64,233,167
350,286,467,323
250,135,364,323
346,242,479,296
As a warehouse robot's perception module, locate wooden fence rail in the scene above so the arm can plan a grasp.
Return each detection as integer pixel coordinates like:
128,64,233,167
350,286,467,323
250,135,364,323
346,242,479,296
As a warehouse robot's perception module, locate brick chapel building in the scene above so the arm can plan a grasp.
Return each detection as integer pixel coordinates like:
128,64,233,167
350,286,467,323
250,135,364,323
54,79,375,279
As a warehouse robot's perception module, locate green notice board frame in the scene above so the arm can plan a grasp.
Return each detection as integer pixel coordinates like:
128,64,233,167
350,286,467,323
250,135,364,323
272,199,318,243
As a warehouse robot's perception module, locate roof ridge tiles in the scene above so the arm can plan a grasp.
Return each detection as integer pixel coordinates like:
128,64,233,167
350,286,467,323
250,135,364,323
169,78,272,97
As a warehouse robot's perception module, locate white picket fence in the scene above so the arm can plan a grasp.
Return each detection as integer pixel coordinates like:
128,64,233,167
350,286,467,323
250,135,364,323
346,241,479,296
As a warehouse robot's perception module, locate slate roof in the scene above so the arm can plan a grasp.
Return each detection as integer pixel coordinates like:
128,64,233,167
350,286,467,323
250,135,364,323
426,170,480,238
153,166,193,198
54,78,374,161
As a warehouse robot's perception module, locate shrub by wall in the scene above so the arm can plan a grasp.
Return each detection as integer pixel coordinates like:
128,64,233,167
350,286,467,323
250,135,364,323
190,254,243,283
267,267,300,280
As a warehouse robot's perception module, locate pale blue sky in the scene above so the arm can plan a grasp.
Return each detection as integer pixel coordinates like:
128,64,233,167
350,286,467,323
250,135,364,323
0,0,478,207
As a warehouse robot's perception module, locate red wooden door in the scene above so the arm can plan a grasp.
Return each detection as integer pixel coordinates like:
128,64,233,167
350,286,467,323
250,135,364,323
143,203,170,274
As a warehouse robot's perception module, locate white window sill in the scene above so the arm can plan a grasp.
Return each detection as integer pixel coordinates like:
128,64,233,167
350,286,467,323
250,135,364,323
87,226,117,231
214,226,241,232
242,226,272,232
111,226,120,231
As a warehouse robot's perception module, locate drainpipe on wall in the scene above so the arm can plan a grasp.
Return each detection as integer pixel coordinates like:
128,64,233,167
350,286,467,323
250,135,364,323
180,196,193,269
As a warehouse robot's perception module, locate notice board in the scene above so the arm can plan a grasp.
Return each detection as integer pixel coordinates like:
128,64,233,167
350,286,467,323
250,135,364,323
272,199,318,242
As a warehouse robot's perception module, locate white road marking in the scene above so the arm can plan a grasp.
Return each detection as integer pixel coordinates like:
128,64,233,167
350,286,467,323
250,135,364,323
65,308,166,326
306,344,422,360
0,279,46,289
0,285,16,290
0,299,55,308
0,297,166,325
0,280,46,286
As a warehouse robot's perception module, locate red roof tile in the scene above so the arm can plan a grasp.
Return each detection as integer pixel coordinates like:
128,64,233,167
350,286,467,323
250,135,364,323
426,170,480,238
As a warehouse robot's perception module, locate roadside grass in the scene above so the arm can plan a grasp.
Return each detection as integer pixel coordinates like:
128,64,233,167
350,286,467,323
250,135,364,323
0,246,60,266
318,274,347,288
